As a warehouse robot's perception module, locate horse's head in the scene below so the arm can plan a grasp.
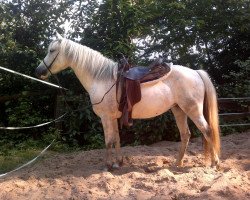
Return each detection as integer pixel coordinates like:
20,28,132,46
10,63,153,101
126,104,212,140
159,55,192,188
35,32,69,79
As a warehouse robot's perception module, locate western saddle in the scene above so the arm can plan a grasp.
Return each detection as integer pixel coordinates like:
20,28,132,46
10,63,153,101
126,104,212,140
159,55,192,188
118,58,171,127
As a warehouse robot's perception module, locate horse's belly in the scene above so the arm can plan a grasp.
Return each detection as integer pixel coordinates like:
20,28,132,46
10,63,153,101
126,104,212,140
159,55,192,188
132,82,173,119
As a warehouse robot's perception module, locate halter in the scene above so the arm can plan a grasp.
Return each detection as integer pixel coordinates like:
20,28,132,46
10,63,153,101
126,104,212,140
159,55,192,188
41,51,71,108
42,52,60,74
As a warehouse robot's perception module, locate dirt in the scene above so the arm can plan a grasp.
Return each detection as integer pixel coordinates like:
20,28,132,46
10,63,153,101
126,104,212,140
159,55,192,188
0,132,249,200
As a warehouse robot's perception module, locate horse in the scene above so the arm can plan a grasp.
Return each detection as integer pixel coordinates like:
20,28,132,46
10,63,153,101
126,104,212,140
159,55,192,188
35,33,221,170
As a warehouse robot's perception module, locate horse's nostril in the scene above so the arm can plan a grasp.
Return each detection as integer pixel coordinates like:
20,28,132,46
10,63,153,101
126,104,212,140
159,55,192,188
35,68,40,78
35,66,47,78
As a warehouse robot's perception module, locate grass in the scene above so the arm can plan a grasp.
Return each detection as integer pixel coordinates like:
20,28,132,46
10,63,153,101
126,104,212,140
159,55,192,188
0,137,58,174
0,135,81,174
0,148,44,174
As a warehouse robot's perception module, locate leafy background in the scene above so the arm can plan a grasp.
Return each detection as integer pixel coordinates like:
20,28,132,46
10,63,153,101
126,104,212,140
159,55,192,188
0,0,249,152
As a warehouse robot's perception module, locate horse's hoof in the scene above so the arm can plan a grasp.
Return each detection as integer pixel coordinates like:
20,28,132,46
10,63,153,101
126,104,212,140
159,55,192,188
118,156,123,166
112,163,120,169
103,163,114,172
102,167,109,172
216,163,221,170
211,158,220,169
213,161,221,170
175,160,183,167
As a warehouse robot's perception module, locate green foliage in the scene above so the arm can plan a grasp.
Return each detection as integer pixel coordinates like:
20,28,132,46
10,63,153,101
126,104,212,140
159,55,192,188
6,98,45,127
0,148,44,173
0,0,249,153
72,0,145,59
56,93,104,149
220,58,250,97
0,0,75,149
131,113,179,145
0,95,54,146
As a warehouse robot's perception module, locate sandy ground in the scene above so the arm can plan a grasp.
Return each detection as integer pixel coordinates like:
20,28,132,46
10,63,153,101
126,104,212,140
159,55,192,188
0,132,249,200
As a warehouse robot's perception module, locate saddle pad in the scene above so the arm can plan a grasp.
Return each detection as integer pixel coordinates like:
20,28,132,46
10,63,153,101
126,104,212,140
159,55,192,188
123,66,151,80
123,63,171,83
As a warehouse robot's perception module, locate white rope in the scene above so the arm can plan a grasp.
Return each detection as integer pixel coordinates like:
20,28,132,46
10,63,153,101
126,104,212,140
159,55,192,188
0,65,66,178
0,112,67,130
220,123,250,127
218,97,250,100
219,112,250,116
0,139,55,178
0,66,68,90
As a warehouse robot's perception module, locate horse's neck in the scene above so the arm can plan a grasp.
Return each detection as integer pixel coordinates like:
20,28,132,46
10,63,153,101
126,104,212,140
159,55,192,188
70,58,118,93
71,65,94,93
63,41,117,92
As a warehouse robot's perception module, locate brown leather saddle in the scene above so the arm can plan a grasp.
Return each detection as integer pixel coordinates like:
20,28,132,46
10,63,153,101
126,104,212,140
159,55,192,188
118,58,171,127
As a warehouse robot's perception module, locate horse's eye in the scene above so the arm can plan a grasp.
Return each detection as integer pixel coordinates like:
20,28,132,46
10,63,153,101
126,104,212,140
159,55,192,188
50,49,55,53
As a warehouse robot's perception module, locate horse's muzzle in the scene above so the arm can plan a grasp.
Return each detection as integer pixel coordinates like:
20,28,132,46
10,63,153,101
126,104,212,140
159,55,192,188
35,65,48,78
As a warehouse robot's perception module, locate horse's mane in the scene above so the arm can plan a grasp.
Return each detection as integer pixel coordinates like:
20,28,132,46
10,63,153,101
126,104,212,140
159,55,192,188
59,38,117,80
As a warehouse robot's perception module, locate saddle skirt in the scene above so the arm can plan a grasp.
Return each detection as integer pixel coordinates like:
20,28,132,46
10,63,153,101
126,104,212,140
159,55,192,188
118,58,172,127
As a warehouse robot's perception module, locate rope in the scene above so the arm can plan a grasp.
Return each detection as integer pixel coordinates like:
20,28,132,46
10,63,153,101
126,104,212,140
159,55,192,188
218,97,250,100
0,139,55,178
0,65,67,177
0,112,67,130
0,66,68,90
219,112,250,116
220,123,250,127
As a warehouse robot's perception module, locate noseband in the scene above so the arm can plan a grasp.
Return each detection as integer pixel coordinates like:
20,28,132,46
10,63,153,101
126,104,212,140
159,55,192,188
42,52,60,74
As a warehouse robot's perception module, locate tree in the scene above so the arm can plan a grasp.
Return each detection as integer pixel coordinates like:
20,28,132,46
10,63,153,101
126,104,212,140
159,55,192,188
0,0,73,142
0,0,74,93
71,0,146,59
133,0,250,84
0,0,249,148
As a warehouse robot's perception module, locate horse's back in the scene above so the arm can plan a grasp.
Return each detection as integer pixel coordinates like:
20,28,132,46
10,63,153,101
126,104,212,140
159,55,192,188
169,65,202,82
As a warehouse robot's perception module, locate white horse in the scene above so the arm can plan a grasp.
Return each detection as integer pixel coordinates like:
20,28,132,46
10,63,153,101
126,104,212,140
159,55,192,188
35,33,220,170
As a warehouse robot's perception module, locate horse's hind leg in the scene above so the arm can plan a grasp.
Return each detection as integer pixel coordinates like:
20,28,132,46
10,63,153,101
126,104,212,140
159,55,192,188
171,106,191,167
188,112,220,167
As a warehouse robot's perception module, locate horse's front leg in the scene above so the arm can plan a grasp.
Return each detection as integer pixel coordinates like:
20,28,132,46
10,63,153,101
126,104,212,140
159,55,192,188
112,118,123,168
101,116,122,170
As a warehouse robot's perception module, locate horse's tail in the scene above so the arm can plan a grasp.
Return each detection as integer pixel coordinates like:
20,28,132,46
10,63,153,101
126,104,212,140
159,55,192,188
196,70,221,159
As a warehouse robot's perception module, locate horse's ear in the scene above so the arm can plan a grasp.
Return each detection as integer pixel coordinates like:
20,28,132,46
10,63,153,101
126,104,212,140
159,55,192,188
54,31,63,41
